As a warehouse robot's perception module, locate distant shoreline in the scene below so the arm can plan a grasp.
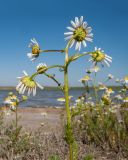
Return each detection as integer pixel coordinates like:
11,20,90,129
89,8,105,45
0,85,122,90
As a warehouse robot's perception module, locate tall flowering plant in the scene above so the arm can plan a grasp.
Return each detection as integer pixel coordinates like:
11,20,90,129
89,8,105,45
16,16,112,160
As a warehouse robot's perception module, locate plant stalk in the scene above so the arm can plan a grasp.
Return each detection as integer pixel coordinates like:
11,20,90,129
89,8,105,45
64,45,73,160
15,106,18,141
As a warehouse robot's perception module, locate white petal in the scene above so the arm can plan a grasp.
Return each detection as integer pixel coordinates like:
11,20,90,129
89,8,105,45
78,42,81,51
19,84,24,94
71,20,76,28
23,70,28,76
36,82,44,89
31,38,39,46
34,87,37,95
64,35,73,41
75,42,80,50
95,47,97,51
64,32,73,35
16,82,22,90
27,53,33,58
104,60,110,67
86,27,92,33
82,40,87,47
28,88,31,96
33,87,36,96
28,43,33,48
106,55,112,59
22,85,27,94
87,33,93,38
17,77,22,79
31,58,36,61
83,22,88,29
75,17,79,27
105,57,112,62
31,38,36,44
80,16,83,25
67,26,75,31
85,37,93,42
70,39,75,48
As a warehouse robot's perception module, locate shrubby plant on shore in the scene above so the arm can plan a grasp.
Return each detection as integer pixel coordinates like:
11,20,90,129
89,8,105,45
1,16,128,160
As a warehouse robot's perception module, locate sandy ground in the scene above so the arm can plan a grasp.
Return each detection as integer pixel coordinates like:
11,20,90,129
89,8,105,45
2,107,65,131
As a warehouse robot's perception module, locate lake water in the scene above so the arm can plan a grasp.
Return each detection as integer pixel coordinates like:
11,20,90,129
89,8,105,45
0,88,87,107
0,88,120,108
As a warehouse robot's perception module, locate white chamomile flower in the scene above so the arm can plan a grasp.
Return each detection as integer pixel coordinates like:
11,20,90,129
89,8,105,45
16,70,44,96
89,47,112,67
27,38,41,61
4,94,18,105
64,16,93,51
105,88,114,95
79,75,91,83
115,94,122,100
98,82,107,90
37,63,48,74
108,74,114,79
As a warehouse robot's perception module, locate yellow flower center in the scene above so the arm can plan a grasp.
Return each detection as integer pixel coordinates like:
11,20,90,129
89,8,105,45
32,45,40,55
73,27,87,42
92,51,105,62
21,76,36,88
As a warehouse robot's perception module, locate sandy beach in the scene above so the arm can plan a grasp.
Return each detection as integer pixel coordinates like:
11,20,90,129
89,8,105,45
3,107,65,131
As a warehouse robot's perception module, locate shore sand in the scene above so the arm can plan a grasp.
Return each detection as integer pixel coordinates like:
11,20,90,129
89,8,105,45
3,107,64,131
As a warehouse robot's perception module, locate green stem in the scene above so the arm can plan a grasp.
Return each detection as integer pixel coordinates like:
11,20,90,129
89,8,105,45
64,63,71,124
69,145,73,160
92,73,98,103
47,65,65,70
30,65,64,79
64,41,73,160
15,106,18,141
44,73,64,92
30,72,38,79
40,49,65,53
66,52,92,68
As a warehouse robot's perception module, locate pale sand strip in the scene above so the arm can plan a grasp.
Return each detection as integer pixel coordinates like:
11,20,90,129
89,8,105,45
3,107,65,131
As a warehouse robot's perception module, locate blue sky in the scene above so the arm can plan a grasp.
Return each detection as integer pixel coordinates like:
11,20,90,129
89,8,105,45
0,0,128,86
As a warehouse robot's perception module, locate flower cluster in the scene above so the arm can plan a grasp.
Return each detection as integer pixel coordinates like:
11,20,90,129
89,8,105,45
3,92,27,113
